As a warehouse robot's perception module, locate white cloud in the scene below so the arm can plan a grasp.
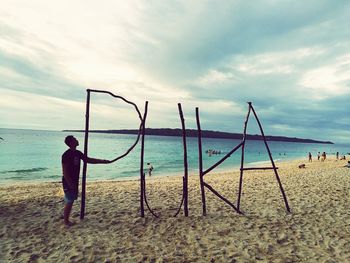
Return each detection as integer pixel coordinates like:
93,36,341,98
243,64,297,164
0,89,83,129
0,0,148,84
0,66,27,80
194,70,238,86
233,47,326,75
0,88,145,130
270,124,298,132
0,1,349,142
300,54,350,99
193,47,327,88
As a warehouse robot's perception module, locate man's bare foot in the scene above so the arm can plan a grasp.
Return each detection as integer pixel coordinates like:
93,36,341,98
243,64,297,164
64,220,76,227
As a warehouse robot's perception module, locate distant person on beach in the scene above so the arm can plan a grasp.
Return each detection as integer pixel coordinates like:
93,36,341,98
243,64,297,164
317,152,320,161
62,135,110,227
147,162,154,176
321,152,326,162
336,152,339,160
308,152,312,162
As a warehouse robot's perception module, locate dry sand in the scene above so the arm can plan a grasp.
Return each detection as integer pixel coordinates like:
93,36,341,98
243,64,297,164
1,157,350,262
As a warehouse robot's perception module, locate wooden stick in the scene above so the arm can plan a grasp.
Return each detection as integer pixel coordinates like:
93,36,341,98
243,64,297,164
250,103,291,213
183,175,188,216
87,89,143,163
79,89,146,218
80,89,91,220
140,102,158,218
177,103,189,216
237,103,251,211
139,101,148,217
173,176,185,217
203,182,243,214
241,167,278,171
143,174,159,218
110,122,142,163
88,89,142,120
203,141,243,176
196,107,206,216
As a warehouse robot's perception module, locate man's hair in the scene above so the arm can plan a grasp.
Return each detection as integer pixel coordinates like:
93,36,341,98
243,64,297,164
64,135,75,147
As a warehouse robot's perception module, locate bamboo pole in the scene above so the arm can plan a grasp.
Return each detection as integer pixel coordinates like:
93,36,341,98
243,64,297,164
237,103,251,212
80,89,91,219
250,104,291,213
196,107,206,216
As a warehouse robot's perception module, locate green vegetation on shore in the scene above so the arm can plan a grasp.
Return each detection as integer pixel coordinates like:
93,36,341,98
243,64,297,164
63,128,333,144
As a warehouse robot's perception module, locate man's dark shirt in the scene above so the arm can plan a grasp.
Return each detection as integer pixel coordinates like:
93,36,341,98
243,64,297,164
62,149,85,193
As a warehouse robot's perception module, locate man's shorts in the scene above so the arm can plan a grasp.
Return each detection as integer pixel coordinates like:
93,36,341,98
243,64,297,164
64,190,78,203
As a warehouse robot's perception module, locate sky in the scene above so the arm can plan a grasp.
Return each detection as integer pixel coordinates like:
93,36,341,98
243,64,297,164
0,0,349,143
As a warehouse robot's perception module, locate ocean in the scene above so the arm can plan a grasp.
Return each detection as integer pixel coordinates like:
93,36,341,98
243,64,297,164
0,128,349,184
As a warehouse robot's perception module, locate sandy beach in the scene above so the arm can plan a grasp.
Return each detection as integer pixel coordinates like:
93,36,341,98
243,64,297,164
1,157,350,262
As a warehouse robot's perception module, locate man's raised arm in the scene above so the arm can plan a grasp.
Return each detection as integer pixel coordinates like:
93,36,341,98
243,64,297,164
85,157,110,164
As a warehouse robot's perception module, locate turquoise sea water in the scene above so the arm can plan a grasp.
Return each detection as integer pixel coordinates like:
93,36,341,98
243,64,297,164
0,128,349,184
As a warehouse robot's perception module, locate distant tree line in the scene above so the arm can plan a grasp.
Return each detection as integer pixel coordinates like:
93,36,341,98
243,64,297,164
63,128,333,144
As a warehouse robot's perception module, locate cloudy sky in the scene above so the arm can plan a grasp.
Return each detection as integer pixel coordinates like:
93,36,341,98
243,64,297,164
0,0,349,143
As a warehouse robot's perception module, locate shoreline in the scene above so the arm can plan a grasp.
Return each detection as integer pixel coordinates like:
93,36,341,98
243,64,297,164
0,154,311,187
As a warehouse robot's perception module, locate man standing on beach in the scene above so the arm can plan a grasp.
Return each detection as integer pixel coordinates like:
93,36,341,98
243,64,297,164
62,135,110,226
308,152,312,162
147,162,154,176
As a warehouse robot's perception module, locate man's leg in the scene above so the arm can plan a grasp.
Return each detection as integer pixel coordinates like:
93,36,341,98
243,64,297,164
64,201,74,226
